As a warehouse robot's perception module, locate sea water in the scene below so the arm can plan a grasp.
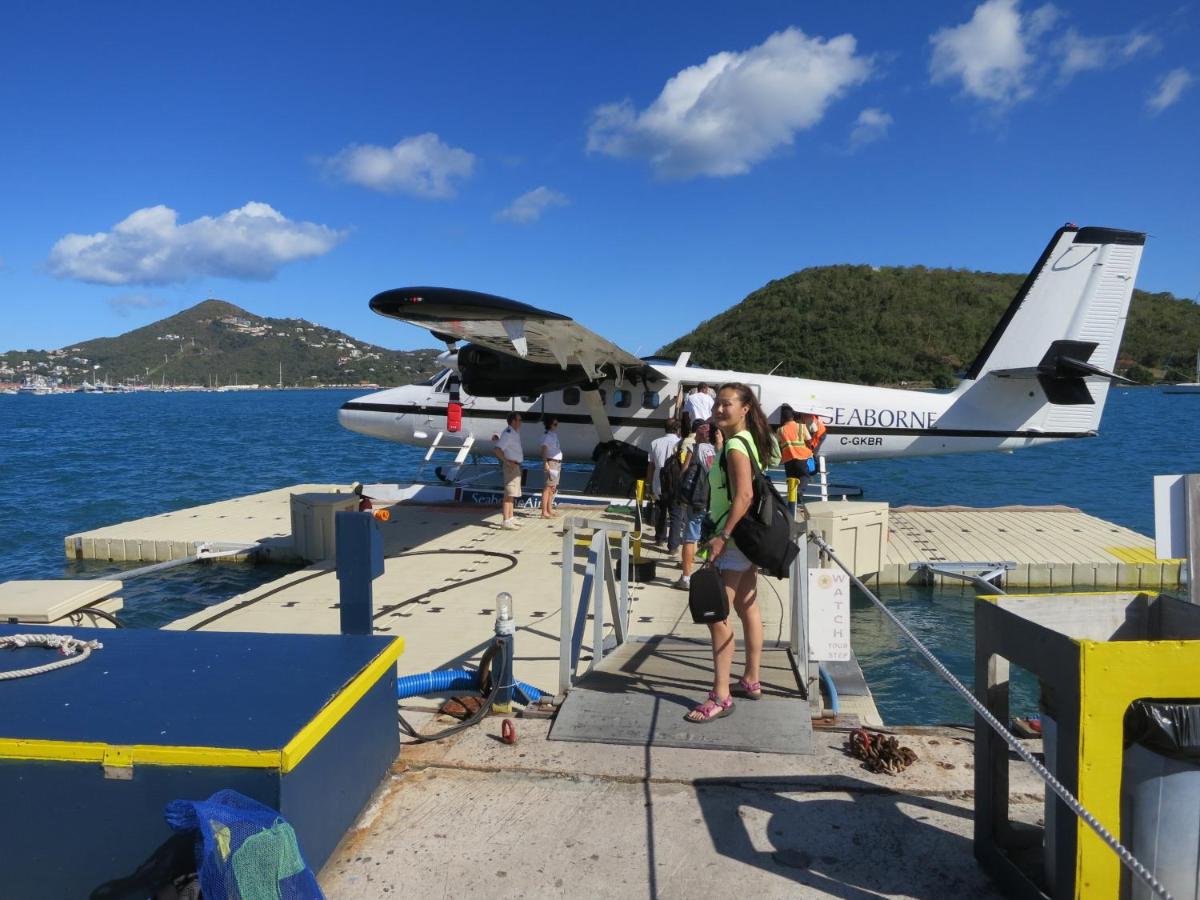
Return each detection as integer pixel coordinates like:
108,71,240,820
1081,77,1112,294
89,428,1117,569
0,387,1194,723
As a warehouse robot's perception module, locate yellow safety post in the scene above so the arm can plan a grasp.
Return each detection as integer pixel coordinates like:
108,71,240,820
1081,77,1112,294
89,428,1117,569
633,479,645,563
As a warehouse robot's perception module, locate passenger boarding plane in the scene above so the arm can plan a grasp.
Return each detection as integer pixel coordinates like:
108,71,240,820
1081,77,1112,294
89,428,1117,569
338,224,1145,467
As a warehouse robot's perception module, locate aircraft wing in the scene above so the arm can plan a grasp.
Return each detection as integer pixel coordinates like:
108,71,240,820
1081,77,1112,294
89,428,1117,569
369,286,668,388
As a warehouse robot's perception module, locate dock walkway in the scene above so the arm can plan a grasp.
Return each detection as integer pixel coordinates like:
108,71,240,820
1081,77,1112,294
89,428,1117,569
320,715,1044,899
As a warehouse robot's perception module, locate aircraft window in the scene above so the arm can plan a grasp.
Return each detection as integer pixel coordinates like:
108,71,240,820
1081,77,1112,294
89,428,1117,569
614,389,631,408
495,396,510,403
520,394,539,403
642,391,660,409
563,387,580,406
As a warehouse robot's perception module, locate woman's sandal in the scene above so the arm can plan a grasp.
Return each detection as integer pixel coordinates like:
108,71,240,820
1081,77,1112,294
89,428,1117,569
735,677,763,700
685,692,734,723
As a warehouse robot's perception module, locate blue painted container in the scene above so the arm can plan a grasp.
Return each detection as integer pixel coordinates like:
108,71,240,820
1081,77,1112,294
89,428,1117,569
0,623,403,899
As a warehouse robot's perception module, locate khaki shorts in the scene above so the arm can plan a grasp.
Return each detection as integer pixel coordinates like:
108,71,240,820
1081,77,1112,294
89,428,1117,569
545,461,561,486
503,460,523,497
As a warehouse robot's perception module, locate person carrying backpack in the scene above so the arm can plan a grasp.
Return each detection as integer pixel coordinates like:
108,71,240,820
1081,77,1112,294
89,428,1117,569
671,420,715,590
685,383,773,724
645,419,681,546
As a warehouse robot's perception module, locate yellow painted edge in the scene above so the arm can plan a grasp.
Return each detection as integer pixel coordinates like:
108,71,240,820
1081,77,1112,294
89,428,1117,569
1075,638,1200,896
0,636,404,772
0,738,282,768
977,590,1161,604
281,636,404,773
1102,545,1183,565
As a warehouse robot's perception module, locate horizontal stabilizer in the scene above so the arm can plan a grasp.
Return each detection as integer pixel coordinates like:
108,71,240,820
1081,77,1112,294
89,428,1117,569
990,339,1135,404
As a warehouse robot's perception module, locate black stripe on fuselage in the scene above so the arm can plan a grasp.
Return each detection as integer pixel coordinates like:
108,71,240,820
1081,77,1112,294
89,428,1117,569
338,401,1094,440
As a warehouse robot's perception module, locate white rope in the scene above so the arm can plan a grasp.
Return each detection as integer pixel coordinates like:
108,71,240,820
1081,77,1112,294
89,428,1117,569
0,634,103,680
806,532,1173,900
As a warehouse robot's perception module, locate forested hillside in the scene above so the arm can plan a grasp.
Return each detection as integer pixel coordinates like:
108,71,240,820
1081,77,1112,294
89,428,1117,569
1,299,440,388
659,265,1200,387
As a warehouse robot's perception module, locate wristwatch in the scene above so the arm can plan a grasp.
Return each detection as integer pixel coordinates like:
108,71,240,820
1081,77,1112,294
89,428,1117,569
718,531,732,541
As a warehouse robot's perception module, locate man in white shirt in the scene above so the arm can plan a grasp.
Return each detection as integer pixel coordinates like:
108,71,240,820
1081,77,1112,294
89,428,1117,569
646,418,681,545
492,412,524,529
682,382,714,433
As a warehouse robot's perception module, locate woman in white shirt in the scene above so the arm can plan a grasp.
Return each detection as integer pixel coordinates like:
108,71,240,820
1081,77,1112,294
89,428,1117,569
540,417,563,518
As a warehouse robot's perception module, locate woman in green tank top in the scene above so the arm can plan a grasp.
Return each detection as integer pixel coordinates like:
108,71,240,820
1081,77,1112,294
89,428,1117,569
685,383,774,724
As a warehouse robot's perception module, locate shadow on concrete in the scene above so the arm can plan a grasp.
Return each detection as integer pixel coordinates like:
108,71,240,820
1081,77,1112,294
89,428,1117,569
692,774,994,899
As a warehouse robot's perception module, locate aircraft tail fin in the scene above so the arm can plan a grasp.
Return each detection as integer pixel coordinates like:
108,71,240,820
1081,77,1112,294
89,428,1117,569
940,224,1145,434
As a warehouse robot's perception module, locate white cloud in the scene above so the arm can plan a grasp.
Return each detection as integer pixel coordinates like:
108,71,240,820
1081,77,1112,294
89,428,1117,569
1148,67,1193,114
323,133,476,198
1057,28,1157,81
108,293,166,317
932,1,1161,106
849,108,893,150
48,202,345,286
495,187,569,225
587,27,872,179
929,0,1056,106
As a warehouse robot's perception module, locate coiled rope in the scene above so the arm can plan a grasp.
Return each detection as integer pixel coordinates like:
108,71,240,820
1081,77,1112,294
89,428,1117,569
0,634,103,680
806,531,1173,900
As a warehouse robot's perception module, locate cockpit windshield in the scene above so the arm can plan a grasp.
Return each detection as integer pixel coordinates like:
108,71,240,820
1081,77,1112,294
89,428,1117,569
416,368,452,390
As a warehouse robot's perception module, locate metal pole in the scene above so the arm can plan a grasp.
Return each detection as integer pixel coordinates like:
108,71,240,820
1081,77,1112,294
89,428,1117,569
805,530,821,715
1187,474,1200,606
591,530,606,671
559,520,575,694
335,511,382,636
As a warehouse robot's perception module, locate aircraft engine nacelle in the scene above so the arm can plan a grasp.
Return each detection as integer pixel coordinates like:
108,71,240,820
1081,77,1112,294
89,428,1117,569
456,343,593,398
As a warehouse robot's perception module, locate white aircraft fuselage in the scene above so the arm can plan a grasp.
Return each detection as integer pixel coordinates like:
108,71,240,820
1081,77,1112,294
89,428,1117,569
338,361,1083,464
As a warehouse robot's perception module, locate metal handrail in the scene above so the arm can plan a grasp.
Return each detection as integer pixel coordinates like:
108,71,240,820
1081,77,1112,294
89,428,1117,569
558,517,633,694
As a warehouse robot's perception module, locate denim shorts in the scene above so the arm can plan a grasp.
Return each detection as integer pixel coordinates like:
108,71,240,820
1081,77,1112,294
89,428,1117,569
715,542,754,572
684,511,704,544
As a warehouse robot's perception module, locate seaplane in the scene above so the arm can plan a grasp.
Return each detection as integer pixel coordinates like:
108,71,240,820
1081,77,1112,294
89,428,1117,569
338,224,1145,486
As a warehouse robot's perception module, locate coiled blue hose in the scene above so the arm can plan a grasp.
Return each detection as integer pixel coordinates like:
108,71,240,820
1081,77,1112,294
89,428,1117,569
395,668,547,704
818,664,840,715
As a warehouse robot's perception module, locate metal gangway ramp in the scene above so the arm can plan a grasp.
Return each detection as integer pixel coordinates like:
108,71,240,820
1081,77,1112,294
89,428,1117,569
548,515,816,754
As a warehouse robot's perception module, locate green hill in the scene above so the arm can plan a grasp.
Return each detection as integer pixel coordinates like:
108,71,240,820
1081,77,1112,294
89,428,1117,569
658,265,1200,387
1,299,440,388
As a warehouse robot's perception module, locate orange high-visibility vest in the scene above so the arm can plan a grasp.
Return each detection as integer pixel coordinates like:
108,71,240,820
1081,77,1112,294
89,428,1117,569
778,421,807,462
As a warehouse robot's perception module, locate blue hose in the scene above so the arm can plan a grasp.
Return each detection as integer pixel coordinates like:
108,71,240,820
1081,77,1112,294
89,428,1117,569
818,664,840,715
396,668,548,704
396,668,479,698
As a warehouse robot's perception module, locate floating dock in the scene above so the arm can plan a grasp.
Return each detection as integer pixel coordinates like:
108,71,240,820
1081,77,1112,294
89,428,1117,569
880,504,1179,590
64,486,1181,590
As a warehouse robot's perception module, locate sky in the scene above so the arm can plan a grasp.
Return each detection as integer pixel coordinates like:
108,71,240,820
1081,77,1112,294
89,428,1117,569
1,1,1196,355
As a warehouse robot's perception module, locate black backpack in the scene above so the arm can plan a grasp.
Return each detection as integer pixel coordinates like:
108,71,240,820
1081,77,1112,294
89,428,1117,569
659,445,685,503
678,447,710,510
718,433,800,578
